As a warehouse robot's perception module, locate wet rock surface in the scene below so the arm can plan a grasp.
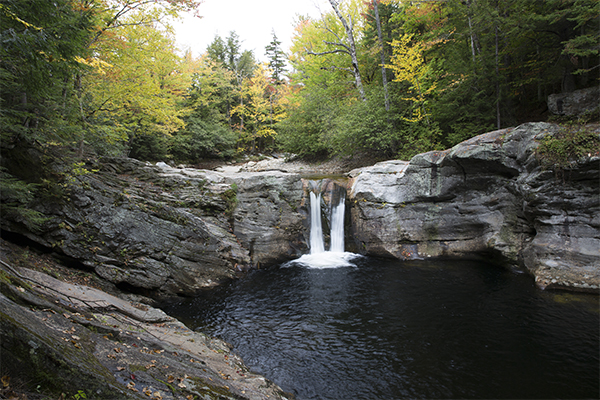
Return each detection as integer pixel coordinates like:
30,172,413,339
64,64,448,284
349,122,600,292
0,257,292,400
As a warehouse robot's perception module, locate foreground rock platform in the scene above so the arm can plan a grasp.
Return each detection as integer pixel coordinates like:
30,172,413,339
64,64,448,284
0,259,292,400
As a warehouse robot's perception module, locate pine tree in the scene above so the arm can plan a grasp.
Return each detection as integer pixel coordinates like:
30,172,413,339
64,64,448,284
265,30,287,84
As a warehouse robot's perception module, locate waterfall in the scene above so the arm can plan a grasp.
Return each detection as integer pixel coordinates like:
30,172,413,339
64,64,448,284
330,194,345,253
309,191,325,254
286,179,359,268
309,184,345,253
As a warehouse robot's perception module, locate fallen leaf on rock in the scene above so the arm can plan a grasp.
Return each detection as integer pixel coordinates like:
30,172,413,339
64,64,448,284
177,381,186,389
107,354,116,359
117,367,125,371
153,392,162,399
114,347,123,353
71,335,80,340
2,375,10,388
126,381,138,392
167,375,175,383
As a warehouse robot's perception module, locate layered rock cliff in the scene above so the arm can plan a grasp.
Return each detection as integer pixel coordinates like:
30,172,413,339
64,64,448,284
1,156,307,300
2,122,597,296
348,122,600,292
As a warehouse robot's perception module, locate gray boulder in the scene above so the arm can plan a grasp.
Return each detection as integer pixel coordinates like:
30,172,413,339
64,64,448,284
349,122,600,291
548,86,600,116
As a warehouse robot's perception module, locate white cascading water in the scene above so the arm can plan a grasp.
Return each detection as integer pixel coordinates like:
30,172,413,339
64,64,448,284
329,195,345,253
309,191,325,254
286,181,359,269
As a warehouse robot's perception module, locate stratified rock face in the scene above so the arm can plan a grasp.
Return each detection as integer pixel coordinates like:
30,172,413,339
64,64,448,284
232,171,306,266
0,262,291,400
349,122,600,291
2,157,306,297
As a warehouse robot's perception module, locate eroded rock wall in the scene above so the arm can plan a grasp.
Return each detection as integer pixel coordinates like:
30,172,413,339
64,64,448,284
2,157,307,298
348,122,600,291
232,171,306,266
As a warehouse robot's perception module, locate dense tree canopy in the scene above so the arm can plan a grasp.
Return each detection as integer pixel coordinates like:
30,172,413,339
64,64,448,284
1,0,598,167
278,0,598,159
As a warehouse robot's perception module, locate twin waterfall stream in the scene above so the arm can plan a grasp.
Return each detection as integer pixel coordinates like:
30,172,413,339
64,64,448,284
288,179,359,268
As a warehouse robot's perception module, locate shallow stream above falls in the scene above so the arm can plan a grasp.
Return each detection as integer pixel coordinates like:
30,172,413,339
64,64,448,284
162,258,599,400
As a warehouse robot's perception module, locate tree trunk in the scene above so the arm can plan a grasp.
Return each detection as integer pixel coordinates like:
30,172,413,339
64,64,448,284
495,24,501,129
373,0,389,111
328,0,366,101
465,0,480,65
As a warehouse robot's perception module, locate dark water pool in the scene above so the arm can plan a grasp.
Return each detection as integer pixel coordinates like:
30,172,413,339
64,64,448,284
162,258,599,399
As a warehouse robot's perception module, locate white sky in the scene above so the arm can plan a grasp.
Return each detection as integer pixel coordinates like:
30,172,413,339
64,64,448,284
172,0,331,61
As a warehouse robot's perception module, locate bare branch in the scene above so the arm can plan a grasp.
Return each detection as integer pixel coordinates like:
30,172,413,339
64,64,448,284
323,41,351,53
307,48,350,56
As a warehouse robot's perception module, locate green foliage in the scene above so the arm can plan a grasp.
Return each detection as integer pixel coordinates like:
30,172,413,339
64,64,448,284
265,30,287,84
277,89,334,159
206,31,256,80
129,132,169,161
0,168,48,231
170,118,237,161
0,0,93,143
329,89,396,157
73,389,87,399
1,0,598,177
535,124,600,178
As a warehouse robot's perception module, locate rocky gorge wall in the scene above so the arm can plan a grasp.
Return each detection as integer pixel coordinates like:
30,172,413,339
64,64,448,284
348,122,599,292
1,122,598,297
1,155,309,300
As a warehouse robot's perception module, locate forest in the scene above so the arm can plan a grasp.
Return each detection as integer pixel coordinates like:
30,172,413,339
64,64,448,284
1,0,598,179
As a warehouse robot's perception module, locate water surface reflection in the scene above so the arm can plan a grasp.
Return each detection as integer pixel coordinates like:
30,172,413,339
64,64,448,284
162,258,599,400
